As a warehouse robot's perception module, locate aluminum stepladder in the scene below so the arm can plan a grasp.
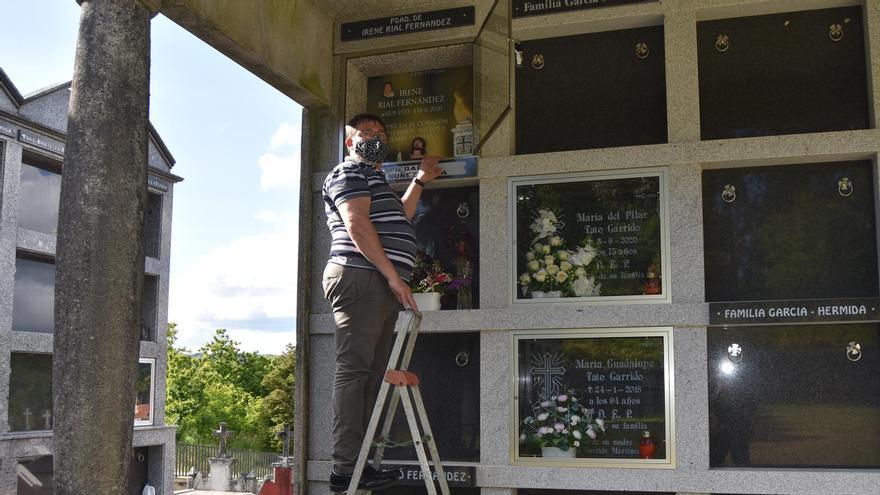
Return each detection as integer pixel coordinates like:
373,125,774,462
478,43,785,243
346,309,450,495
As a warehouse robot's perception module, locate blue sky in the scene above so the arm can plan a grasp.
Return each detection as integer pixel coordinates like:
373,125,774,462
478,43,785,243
1,1,302,354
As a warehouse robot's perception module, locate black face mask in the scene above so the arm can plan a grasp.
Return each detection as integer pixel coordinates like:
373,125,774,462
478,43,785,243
355,136,388,164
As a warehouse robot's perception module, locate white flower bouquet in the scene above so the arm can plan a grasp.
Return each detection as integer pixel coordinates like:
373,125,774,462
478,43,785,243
520,390,606,453
518,212,601,297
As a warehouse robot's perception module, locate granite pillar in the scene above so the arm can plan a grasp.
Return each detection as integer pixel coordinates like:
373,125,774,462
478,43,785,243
53,0,152,493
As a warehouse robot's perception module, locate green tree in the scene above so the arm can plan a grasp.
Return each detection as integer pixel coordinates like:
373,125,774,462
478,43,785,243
261,343,296,450
166,325,279,450
166,323,207,442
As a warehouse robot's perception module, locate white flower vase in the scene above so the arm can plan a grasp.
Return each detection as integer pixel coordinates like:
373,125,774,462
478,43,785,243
541,446,577,458
413,292,442,311
545,290,562,298
531,291,545,299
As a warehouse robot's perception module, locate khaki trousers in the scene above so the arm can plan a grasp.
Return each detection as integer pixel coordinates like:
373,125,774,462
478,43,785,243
323,263,401,474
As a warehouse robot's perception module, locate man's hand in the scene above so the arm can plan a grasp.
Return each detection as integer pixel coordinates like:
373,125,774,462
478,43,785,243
388,276,418,311
416,156,444,183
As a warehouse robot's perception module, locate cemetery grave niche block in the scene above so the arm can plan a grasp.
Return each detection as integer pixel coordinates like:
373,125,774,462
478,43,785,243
513,171,667,302
698,6,869,140
514,329,673,466
702,160,878,302
515,25,667,154
708,323,880,468
412,186,479,310
381,332,479,462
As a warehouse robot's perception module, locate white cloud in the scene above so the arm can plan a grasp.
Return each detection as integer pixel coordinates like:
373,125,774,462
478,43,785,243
259,122,301,191
169,121,304,354
269,122,300,150
169,210,299,354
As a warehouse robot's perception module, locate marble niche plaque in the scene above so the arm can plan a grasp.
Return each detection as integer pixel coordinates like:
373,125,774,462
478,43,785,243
702,160,878,302
698,6,869,140
513,328,674,467
512,170,667,303
515,25,667,154
381,332,479,462
709,323,880,468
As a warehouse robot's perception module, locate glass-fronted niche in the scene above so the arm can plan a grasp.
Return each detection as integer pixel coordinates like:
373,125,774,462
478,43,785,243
9,353,155,432
708,323,880,468
382,333,479,462
344,0,511,165
698,6,869,140
17,157,61,236
511,170,668,303
411,186,479,310
10,353,52,432
17,448,153,495
513,328,674,468
12,253,55,333
515,25,667,154
135,358,156,426
702,160,877,302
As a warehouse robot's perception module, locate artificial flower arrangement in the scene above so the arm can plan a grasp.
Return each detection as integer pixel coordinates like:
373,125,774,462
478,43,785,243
520,390,606,453
410,251,454,294
518,209,602,298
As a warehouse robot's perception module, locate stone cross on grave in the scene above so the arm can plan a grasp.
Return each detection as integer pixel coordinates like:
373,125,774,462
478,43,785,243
277,423,292,460
214,422,234,458
43,410,52,429
23,408,32,430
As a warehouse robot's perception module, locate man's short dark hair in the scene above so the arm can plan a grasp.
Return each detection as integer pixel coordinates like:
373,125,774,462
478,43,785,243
346,113,387,139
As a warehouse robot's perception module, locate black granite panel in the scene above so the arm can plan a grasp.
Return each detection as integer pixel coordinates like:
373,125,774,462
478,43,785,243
381,333,479,462
515,26,667,154
412,186,479,309
702,161,878,302
708,323,880,468
130,447,149,495
698,6,869,140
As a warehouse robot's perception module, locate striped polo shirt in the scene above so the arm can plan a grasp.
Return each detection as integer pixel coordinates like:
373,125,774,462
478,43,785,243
323,158,417,281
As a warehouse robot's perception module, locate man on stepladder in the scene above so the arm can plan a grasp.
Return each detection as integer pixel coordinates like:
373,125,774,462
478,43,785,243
322,113,444,492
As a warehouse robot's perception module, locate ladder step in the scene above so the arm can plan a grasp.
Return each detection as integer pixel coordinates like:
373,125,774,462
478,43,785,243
384,370,420,386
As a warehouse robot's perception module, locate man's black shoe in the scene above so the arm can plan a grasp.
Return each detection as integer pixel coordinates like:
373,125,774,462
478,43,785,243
329,468,398,492
365,465,401,481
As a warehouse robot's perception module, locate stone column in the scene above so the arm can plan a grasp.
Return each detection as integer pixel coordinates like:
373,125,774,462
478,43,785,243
53,0,153,493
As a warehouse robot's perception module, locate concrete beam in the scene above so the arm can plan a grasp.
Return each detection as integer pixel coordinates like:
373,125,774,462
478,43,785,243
160,0,334,108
